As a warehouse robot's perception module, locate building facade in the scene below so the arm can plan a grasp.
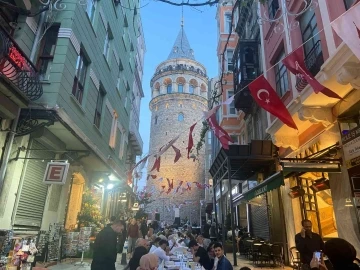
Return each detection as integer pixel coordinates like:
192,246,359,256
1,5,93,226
0,0,144,234
217,0,360,261
146,27,208,225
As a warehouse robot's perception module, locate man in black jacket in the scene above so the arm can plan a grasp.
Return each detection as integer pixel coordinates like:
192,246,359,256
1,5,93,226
91,220,124,270
295,219,324,270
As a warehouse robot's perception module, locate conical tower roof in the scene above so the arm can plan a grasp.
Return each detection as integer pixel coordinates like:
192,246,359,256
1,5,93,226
167,27,195,60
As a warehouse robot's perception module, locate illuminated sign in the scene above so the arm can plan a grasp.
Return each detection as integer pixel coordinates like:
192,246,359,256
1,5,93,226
43,162,69,185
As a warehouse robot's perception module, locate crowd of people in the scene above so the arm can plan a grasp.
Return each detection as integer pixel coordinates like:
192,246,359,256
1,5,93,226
90,216,360,270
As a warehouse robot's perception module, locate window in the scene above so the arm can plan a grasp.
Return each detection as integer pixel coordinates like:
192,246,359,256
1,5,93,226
224,13,232,33
37,25,60,80
230,135,239,144
103,28,112,60
207,131,211,145
227,90,236,115
154,116,158,125
109,111,118,148
72,52,88,104
124,92,129,109
86,0,96,22
226,50,234,72
178,84,183,93
167,84,172,94
344,0,355,10
94,88,105,128
300,9,320,57
274,52,288,97
178,113,184,122
189,85,195,94
267,0,279,19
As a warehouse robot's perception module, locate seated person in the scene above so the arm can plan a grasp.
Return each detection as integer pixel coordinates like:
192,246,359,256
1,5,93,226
150,239,170,266
197,235,211,250
149,237,161,253
188,240,213,270
213,242,233,270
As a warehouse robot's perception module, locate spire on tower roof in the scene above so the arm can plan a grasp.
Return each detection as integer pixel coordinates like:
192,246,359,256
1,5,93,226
167,28,195,60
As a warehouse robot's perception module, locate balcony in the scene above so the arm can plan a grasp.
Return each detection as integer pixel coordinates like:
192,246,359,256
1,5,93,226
235,0,254,38
0,26,43,105
129,105,143,155
295,40,324,92
233,40,260,115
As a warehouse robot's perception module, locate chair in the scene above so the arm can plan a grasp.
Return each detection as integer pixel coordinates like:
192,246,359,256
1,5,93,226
271,244,284,268
289,246,301,270
258,244,272,267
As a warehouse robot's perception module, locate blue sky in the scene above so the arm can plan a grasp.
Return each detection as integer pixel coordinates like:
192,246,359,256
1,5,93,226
137,1,218,189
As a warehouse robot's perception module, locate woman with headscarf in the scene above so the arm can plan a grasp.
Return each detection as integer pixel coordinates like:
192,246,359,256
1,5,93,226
136,253,158,270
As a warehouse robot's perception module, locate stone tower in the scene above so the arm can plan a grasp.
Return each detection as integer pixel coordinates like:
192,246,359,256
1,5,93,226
146,27,208,225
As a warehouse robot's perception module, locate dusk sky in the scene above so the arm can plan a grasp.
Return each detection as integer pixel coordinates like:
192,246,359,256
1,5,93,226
137,1,218,189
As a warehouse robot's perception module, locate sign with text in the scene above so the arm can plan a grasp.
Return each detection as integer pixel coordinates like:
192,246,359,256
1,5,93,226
43,162,69,185
342,126,360,169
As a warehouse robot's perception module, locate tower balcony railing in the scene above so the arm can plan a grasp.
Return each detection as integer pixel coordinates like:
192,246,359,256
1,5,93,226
0,25,43,102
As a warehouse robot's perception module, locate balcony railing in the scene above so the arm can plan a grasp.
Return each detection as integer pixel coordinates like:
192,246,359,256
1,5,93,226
295,40,324,92
233,39,260,115
0,25,43,101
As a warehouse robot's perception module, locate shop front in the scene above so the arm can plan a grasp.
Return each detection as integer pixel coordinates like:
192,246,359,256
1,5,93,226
209,141,277,266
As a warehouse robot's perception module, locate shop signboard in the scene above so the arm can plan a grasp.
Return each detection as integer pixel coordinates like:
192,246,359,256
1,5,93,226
342,126,360,169
43,162,69,185
242,181,257,193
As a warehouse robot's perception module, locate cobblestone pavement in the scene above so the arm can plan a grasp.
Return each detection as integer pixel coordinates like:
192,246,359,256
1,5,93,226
47,253,292,270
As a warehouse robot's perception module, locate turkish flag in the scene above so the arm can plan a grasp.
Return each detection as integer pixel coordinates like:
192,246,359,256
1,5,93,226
332,2,360,60
207,114,233,150
248,75,298,130
186,123,197,158
282,47,342,99
171,145,181,163
150,157,161,172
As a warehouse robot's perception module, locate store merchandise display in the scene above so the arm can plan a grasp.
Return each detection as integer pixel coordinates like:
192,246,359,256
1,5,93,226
0,230,13,270
47,223,63,262
64,232,80,257
78,227,91,253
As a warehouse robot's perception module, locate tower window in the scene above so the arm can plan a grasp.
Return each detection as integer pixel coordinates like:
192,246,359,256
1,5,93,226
167,84,172,93
178,84,183,93
189,85,195,94
178,113,184,122
154,116,158,125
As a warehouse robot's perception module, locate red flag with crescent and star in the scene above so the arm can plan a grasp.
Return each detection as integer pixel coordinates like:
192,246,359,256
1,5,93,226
207,114,233,150
282,47,341,99
332,2,360,60
248,75,298,130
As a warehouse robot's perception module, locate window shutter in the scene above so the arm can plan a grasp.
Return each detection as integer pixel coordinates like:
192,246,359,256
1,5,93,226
109,111,118,148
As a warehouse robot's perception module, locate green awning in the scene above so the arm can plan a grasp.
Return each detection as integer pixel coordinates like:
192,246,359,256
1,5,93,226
243,171,284,201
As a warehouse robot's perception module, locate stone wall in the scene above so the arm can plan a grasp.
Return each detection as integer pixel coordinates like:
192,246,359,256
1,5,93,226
146,80,208,225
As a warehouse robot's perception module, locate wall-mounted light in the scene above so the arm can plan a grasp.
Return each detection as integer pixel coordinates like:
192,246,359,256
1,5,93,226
288,186,305,199
107,184,114,190
310,178,330,193
98,178,103,183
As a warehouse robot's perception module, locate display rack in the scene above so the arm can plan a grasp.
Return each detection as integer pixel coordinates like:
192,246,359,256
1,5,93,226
74,227,91,267
0,230,13,270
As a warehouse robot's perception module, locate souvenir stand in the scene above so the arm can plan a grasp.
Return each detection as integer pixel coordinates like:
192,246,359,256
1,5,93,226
0,230,13,270
74,227,91,267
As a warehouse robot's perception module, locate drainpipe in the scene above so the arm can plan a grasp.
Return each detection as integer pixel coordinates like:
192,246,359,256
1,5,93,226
30,10,47,62
0,108,20,194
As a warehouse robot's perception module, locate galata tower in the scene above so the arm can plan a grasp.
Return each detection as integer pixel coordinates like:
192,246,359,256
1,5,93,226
146,26,208,225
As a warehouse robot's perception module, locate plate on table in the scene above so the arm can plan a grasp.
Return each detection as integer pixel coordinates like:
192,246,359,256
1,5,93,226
165,266,180,270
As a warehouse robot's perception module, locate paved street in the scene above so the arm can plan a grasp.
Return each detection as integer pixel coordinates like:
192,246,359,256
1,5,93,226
47,254,292,270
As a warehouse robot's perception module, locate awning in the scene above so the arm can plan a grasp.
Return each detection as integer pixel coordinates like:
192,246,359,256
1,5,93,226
239,171,284,202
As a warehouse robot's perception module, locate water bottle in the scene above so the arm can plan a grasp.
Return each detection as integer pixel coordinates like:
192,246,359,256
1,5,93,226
195,263,201,270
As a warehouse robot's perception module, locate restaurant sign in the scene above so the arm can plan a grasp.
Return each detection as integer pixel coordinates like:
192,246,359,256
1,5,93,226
342,126,360,169
243,172,284,201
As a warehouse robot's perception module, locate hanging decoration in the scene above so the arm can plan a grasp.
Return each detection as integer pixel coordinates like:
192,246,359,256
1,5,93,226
186,123,197,158
282,47,342,99
207,114,233,149
248,75,298,130
150,157,161,172
176,181,184,193
172,145,182,163
332,3,360,60
158,177,163,182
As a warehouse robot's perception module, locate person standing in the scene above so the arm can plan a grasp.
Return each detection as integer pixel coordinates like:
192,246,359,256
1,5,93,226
140,218,148,239
128,218,140,254
213,242,233,270
295,219,324,270
91,220,124,270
